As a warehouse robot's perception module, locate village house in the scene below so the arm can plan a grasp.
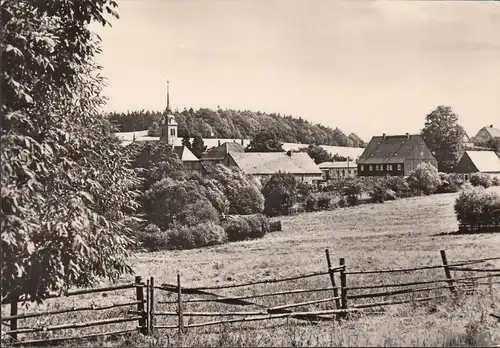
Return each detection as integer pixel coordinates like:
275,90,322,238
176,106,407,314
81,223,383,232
223,151,323,184
200,140,245,165
474,125,500,144
454,150,500,181
357,133,437,179
318,161,357,181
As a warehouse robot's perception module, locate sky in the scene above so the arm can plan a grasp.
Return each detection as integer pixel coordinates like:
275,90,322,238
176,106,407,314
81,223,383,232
92,0,500,141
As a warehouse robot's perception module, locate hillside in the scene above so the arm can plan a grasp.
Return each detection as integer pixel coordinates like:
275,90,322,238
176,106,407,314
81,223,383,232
107,108,366,148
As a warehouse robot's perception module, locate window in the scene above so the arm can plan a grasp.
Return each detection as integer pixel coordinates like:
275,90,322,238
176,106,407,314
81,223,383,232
348,170,352,175
387,164,392,171
360,165,364,171
170,128,176,136
369,165,373,171
361,176,365,181
397,164,402,171
375,165,379,171
464,174,469,181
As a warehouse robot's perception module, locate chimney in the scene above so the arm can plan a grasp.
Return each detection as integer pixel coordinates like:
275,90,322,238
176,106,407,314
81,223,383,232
490,124,493,128
218,140,221,146
241,138,244,145
382,133,386,140
286,150,293,157
406,133,410,140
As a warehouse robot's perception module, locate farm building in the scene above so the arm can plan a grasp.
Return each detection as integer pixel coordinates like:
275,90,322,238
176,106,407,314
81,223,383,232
318,161,357,181
473,125,500,143
454,150,500,181
224,151,323,184
201,141,245,165
357,133,437,179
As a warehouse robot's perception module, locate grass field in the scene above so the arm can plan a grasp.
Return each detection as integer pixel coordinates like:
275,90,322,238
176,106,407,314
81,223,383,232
3,187,500,346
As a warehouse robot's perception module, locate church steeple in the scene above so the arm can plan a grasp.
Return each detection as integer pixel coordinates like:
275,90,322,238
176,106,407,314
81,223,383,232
166,80,171,114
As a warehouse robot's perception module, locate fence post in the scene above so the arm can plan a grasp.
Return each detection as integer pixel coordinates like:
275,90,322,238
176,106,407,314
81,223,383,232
177,273,184,335
135,276,148,334
339,258,348,319
440,250,456,294
10,294,18,341
150,276,155,336
325,249,341,311
146,278,150,335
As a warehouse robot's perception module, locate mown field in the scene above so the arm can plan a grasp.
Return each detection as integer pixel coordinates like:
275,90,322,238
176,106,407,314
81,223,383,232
3,187,500,347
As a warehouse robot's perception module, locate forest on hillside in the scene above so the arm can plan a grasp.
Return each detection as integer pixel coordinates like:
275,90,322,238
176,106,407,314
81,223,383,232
108,108,366,147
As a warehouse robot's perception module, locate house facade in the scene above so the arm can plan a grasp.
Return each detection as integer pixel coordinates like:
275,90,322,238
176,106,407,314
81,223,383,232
454,151,500,181
224,151,323,184
318,161,357,181
357,133,437,179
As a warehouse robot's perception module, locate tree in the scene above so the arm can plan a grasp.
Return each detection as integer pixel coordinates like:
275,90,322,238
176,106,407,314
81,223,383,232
191,134,207,158
421,106,465,172
1,0,139,303
245,128,284,152
487,137,500,152
147,121,160,136
182,135,192,149
299,145,333,164
407,162,441,195
261,173,298,216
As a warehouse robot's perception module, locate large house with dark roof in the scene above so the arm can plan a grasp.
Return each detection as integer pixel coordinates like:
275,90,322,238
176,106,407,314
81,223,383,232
357,133,437,179
454,151,500,181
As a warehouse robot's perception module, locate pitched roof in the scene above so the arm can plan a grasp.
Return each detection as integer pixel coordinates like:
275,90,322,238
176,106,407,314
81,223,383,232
173,146,199,162
229,152,322,175
318,161,357,169
357,134,435,165
202,141,245,160
480,126,500,138
464,151,500,172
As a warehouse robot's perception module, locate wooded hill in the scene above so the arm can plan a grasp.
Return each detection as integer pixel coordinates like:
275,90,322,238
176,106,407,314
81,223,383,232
108,108,366,147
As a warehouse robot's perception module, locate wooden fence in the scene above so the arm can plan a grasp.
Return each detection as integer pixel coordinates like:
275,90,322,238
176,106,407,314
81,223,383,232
1,250,499,345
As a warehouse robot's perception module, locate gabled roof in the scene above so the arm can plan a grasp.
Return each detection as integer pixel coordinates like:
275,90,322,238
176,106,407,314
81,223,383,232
357,134,435,165
229,152,322,175
479,126,500,138
202,142,245,160
318,161,357,169
463,151,500,172
173,146,199,162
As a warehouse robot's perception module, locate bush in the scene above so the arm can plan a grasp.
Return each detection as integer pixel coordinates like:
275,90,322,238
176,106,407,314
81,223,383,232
407,162,441,195
470,173,492,188
493,177,500,186
262,172,298,216
384,176,411,197
224,215,268,242
136,224,170,251
166,222,227,250
454,186,500,232
369,182,396,203
304,192,336,212
436,173,464,193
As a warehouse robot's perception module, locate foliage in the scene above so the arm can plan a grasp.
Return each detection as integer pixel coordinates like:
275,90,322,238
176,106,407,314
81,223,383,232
147,121,160,136
207,164,264,215
181,135,192,149
369,181,397,204
129,141,185,189
108,108,366,148
384,176,411,197
166,222,228,250
135,224,170,252
469,173,492,188
191,134,207,159
436,173,464,193
245,128,284,153
262,173,299,216
305,192,337,212
299,145,333,164
493,177,500,187
407,162,441,195
1,0,141,303
223,215,268,242
421,105,466,172
141,178,222,230
454,185,500,232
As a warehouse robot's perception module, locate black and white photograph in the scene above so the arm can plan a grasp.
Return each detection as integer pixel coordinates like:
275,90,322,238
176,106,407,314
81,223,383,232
1,0,500,346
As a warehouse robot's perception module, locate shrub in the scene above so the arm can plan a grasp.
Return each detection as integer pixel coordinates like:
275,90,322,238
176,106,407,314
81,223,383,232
224,215,268,242
178,200,220,227
493,177,500,186
136,224,170,251
262,172,298,216
454,186,500,232
305,192,336,211
436,173,464,193
384,176,411,197
407,162,441,195
166,222,227,250
469,173,492,188
369,182,397,203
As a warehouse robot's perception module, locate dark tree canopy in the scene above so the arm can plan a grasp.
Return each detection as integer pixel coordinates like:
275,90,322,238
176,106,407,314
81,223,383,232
191,135,207,158
245,128,284,153
421,106,465,172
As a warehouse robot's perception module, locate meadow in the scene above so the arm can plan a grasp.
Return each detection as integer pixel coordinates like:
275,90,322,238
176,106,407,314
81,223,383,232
3,187,500,347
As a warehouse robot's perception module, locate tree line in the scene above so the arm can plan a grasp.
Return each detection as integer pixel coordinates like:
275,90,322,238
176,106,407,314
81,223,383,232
108,108,366,148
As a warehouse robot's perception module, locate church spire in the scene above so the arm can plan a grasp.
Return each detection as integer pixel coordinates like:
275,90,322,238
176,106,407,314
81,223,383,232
166,80,171,113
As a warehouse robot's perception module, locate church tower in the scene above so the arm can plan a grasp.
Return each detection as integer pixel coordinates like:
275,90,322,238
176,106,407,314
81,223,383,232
160,81,178,146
